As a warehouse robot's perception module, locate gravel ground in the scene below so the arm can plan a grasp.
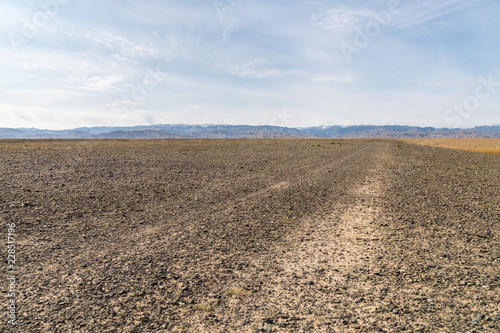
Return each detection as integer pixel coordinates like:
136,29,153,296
0,139,498,332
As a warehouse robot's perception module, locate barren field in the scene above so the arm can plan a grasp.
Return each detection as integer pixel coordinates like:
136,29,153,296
1,139,499,332
402,138,500,155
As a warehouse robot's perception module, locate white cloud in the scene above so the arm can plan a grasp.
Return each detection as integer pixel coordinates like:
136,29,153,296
84,30,158,62
4,89,82,105
310,74,356,83
65,75,124,91
312,6,377,34
423,81,467,88
394,0,472,29
22,63,38,70
227,58,288,79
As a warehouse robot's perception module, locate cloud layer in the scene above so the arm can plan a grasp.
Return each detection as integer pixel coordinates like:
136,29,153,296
1,0,499,129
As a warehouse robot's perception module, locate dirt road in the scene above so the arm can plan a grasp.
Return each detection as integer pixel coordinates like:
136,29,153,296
0,139,498,332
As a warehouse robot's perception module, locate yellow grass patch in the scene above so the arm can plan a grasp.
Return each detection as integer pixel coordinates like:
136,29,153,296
401,138,500,155
194,303,213,312
227,287,250,297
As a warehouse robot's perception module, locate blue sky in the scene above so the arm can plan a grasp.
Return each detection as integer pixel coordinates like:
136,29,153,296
1,0,499,129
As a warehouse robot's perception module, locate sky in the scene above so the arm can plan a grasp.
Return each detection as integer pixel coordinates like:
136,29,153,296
1,0,500,130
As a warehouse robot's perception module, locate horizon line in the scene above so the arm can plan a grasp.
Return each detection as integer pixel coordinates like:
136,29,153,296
4,123,500,132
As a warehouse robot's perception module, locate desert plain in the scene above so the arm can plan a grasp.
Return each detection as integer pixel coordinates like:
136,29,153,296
0,139,499,332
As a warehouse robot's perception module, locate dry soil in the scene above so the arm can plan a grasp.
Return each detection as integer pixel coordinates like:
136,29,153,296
0,139,498,332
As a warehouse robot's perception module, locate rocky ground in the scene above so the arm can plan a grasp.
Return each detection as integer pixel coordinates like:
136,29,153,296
0,139,498,332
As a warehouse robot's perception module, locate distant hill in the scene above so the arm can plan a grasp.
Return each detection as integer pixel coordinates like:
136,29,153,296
1,124,499,139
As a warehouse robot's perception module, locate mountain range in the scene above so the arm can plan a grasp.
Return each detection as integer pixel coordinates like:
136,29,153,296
1,124,499,139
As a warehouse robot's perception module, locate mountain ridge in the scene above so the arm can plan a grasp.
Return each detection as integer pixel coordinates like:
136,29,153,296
1,124,499,139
